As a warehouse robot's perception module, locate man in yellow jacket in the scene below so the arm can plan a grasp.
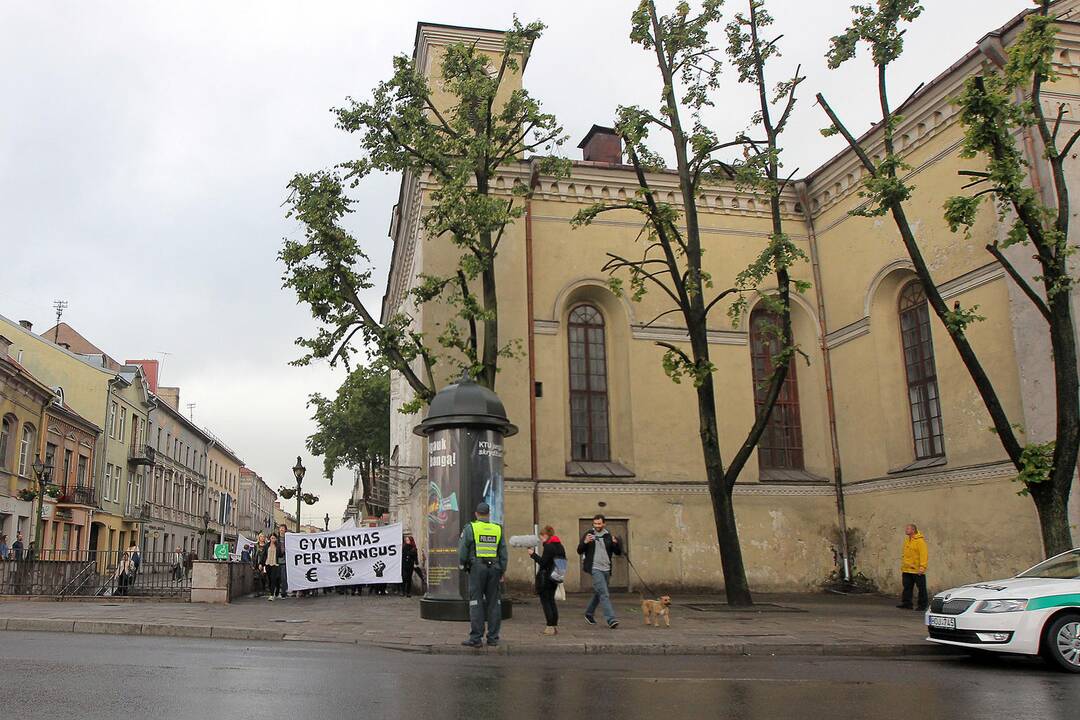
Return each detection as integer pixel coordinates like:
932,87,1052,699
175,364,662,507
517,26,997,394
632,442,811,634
897,524,929,611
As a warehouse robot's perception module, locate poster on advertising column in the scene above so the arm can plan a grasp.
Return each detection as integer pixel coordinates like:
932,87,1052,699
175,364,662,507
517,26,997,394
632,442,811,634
425,427,505,601
284,522,403,591
426,428,462,600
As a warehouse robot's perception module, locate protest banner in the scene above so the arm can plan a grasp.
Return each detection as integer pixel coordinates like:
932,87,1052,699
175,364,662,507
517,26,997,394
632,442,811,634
284,522,402,591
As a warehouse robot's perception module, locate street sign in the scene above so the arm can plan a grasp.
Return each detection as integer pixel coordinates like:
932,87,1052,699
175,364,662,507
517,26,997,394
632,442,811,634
213,543,229,561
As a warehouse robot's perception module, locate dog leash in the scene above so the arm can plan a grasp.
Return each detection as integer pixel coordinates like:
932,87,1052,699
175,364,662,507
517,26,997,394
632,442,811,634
626,555,660,598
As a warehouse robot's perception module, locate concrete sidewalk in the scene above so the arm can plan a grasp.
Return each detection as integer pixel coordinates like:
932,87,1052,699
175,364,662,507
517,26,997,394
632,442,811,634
0,591,951,657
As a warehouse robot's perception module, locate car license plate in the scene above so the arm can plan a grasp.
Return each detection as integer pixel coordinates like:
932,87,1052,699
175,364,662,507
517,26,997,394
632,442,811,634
928,615,955,630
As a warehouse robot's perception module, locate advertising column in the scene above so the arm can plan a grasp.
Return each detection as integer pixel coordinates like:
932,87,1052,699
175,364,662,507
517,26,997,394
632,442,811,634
414,376,515,621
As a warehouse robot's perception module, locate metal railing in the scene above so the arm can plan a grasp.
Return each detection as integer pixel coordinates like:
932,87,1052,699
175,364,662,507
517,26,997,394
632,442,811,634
57,485,97,506
128,443,155,466
0,549,193,598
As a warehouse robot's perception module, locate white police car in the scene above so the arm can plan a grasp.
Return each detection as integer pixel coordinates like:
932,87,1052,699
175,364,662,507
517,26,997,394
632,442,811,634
926,548,1080,672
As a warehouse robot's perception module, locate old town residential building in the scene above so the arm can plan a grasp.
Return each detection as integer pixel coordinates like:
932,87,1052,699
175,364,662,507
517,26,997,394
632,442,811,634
2,317,153,555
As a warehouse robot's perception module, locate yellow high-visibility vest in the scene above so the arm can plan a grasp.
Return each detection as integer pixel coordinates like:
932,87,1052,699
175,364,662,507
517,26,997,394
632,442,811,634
471,521,502,559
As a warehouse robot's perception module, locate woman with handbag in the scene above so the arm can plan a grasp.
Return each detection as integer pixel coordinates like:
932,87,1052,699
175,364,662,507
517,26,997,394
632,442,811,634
528,525,566,636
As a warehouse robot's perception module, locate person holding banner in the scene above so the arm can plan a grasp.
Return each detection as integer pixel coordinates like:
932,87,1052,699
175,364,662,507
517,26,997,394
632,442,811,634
264,534,283,600
458,502,507,648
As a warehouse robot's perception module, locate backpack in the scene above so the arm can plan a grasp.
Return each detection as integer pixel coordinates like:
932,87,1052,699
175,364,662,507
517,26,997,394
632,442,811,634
550,557,568,584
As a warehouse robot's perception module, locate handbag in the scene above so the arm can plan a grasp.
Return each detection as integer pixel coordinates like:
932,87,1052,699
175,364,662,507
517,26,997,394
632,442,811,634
554,583,566,601
550,557,568,584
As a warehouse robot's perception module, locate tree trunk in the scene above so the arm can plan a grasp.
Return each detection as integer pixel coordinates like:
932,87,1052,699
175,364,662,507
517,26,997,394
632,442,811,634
1029,481,1073,556
691,328,753,606
480,245,498,391
1044,291,1079,555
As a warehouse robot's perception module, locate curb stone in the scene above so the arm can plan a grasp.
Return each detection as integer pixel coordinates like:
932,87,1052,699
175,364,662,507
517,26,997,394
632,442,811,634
142,624,212,638
7,618,74,633
73,621,142,636
211,627,284,642
0,618,963,658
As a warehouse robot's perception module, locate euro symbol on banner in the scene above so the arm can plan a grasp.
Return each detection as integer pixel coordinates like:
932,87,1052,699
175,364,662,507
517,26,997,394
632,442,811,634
305,567,318,582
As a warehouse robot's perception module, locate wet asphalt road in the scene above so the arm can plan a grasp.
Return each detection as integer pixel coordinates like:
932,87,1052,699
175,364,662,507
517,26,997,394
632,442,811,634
0,631,1075,720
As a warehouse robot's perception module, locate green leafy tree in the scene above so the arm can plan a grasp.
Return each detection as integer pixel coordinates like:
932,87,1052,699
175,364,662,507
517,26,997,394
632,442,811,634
305,362,390,510
280,19,567,408
573,0,808,605
818,0,1076,554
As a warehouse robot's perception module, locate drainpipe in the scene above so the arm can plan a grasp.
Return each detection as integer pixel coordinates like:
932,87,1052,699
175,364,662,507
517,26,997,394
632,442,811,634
96,376,119,552
796,181,851,582
526,160,542,535
977,36,1055,207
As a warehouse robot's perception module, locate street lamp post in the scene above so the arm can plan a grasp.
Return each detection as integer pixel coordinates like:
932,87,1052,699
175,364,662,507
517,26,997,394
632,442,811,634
202,511,211,560
279,456,317,534
31,456,53,561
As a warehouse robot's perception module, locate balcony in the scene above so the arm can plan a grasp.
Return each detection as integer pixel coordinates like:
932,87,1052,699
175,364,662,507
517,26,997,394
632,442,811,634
56,486,97,507
128,443,155,467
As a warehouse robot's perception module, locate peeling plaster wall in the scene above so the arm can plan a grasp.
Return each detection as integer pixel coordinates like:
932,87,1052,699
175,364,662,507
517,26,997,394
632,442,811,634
845,475,1043,594
502,484,837,593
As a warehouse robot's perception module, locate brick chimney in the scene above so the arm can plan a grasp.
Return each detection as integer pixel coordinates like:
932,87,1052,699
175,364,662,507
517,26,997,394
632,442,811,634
0,335,11,358
577,125,623,164
18,320,32,331
157,386,180,411
126,359,160,393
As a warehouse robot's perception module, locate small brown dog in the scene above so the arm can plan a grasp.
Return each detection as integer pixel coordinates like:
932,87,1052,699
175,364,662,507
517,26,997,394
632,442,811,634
641,595,672,627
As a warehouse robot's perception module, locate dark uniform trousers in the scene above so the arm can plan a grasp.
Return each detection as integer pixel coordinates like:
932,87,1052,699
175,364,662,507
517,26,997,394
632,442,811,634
468,559,502,644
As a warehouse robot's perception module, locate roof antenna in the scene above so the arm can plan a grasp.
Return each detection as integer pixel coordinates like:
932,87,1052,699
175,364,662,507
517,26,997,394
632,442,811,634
186,402,196,421
52,300,68,344
158,351,172,377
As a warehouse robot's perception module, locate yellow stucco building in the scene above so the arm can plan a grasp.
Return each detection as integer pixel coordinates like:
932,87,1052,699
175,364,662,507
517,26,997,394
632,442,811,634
385,6,1080,595
0,332,53,549
0,316,154,555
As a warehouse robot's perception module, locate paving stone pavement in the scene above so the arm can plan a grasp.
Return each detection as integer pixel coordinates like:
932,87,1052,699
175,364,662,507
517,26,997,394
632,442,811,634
0,591,952,656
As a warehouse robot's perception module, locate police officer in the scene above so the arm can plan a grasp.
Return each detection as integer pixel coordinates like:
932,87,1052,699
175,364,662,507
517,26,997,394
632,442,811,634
458,502,507,647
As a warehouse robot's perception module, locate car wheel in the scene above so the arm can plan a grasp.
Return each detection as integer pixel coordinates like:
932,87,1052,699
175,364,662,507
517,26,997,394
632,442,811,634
1042,613,1080,673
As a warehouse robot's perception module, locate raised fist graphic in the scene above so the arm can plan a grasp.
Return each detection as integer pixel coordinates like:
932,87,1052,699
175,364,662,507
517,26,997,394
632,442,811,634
372,560,386,578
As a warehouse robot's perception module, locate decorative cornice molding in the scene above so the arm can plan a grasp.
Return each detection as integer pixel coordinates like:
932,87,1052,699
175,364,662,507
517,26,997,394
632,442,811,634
504,461,1015,497
824,317,870,349
631,325,748,346
843,461,1015,495
937,262,1005,301
531,319,748,346
533,319,559,336
827,262,1005,350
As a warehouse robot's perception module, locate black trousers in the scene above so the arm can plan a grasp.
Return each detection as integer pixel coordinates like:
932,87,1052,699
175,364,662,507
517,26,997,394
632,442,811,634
267,566,282,597
538,582,558,627
901,572,928,608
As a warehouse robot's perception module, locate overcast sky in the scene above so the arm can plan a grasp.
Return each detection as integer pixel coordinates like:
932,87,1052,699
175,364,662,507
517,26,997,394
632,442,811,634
0,1,1026,523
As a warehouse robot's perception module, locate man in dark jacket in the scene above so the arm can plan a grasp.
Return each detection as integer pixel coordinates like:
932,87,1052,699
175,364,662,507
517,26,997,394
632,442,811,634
577,514,621,628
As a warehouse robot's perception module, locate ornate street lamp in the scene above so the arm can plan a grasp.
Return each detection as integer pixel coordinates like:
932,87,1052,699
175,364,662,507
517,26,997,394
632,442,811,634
31,456,53,561
202,511,211,560
279,456,317,533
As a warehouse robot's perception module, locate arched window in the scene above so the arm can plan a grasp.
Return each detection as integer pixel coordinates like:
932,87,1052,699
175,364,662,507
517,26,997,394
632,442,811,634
18,423,35,477
749,306,804,470
568,304,610,461
0,416,11,469
899,282,945,459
